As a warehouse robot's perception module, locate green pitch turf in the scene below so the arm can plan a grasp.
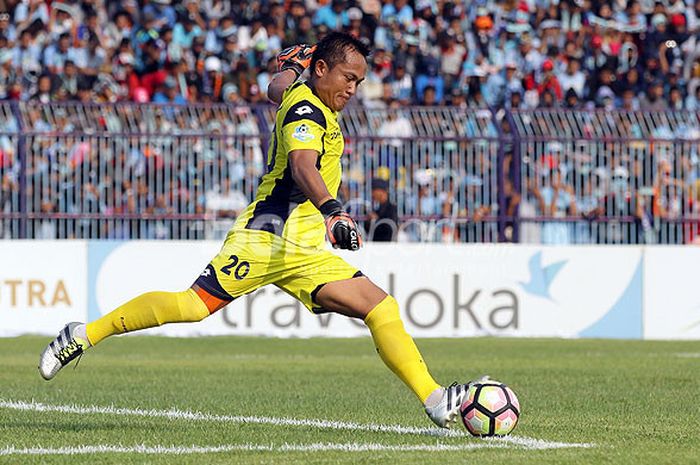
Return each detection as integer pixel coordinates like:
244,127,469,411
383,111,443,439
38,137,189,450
0,336,699,464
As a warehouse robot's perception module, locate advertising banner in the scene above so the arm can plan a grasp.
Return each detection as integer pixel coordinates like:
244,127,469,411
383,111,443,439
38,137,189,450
90,242,644,339
0,241,87,336
644,247,700,340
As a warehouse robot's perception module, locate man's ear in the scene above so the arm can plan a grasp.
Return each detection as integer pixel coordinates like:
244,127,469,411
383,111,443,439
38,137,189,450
313,59,328,79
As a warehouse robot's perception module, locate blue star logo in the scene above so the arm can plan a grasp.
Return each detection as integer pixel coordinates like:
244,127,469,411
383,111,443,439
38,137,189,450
519,251,567,300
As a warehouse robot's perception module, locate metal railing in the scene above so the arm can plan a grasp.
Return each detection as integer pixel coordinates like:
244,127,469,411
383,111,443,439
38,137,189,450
508,109,700,244
1,102,699,244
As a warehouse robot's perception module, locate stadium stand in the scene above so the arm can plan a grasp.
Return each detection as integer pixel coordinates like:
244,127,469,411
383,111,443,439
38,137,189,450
3,0,700,108
0,1,699,244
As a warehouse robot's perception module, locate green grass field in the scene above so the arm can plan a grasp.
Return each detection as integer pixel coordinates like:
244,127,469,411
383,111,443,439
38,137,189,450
1,336,699,464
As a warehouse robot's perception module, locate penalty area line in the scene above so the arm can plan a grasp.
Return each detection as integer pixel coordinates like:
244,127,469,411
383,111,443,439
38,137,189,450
0,398,593,450
0,442,508,456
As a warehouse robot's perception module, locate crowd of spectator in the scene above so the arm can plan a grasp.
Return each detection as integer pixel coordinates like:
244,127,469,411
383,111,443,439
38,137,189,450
0,102,697,244
0,105,698,243
2,0,700,244
3,0,700,109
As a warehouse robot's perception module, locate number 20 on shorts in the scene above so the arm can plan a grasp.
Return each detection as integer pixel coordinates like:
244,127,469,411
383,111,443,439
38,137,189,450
220,255,250,280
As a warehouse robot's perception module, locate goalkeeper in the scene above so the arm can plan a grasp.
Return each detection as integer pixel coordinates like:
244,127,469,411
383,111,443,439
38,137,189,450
39,32,478,429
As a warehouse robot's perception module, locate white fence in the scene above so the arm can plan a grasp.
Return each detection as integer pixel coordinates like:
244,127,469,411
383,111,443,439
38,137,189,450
1,241,698,340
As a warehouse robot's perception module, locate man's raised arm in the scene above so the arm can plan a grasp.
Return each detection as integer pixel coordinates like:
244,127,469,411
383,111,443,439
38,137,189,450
267,44,317,105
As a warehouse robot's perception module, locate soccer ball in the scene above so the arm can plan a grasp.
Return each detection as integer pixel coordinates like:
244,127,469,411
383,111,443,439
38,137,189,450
460,380,520,436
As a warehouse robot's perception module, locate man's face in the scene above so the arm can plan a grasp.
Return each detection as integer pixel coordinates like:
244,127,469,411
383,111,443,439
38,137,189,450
291,3,304,16
423,87,436,105
568,60,579,73
116,14,130,28
313,49,367,112
622,90,633,106
20,32,31,47
39,76,51,93
372,187,388,203
511,93,521,108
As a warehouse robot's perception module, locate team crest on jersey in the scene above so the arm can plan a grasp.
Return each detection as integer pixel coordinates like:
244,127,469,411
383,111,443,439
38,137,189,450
292,123,315,142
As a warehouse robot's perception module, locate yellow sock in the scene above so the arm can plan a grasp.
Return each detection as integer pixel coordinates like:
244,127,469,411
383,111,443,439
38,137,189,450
364,295,441,403
86,289,210,346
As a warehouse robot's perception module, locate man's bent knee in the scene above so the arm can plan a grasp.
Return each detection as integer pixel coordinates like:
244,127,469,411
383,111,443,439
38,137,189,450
364,295,400,326
315,276,387,319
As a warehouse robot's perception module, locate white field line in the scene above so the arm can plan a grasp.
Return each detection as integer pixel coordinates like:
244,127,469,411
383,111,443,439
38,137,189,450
0,398,594,450
0,442,507,456
674,352,700,358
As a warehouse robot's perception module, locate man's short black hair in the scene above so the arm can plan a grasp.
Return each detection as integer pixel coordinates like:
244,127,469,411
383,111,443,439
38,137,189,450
310,32,370,72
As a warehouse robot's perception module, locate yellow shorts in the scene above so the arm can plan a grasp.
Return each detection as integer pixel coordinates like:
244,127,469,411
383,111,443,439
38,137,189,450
193,229,360,312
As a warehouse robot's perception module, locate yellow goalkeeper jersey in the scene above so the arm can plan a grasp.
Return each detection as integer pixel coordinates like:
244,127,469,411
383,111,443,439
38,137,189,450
232,81,344,249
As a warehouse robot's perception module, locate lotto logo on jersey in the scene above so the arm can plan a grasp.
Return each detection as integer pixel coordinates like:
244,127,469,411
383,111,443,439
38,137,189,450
294,105,313,116
292,123,315,142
